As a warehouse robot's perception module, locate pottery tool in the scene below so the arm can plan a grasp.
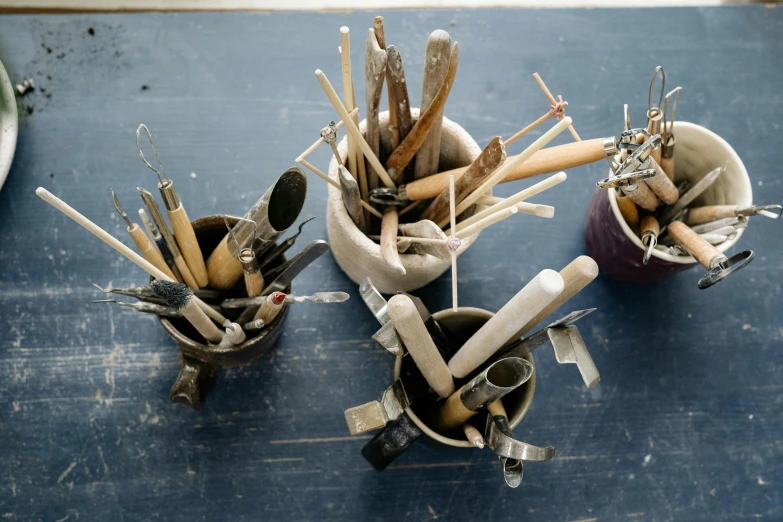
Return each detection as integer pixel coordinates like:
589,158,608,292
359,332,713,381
373,16,397,149
661,163,726,222
258,240,330,295
504,256,599,344
296,107,357,164
206,167,308,289
253,291,286,323
345,379,410,435
451,171,567,234
91,282,163,302
151,280,224,343
138,208,181,280
316,69,395,190
688,216,748,235
320,121,344,167
486,400,522,488
446,175,459,309
454,207,517,240
414,30,452,180
387,294,454,398
685,204,782,226
497,309,599,387
93,298,182,318
257,216,316,272
36,187,226,324
640,215,660,265
242,319,265,331
385,45,413,176
222,291,349,309
137,125,209,288
138,187,199,289
223,217,264,298
484,414,555,488
110,189,178,281
381,207,405,274
695,233,734,245
476,196,555,219
616,194,640,230
361,411,423,471
595,155,659,212
462,424,485,449
338,165,367,231
448,269,565,378
338,27,364,181
431,357,534,432
646,66,666,165
667,221,755,289
660,86,682,180
384,42,460,184
364,27,388,192
223,320,246,345
419,136,506,226
615,136,678,205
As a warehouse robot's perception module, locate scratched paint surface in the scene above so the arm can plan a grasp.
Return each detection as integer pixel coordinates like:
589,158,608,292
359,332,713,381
0,7,782,521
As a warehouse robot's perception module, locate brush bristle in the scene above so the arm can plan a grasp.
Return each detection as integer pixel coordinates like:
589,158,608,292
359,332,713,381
151,280,193,309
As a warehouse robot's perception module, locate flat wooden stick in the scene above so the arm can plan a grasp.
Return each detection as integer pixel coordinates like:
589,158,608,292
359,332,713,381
364,28,388,193
386,45,413,155
297,158,383,219
455,206,517,240
373,16,398,149
368,234,446,246
502,111,553,148
381,208,405,274
454,117,572,217
316,69,395,189
35,187,227,325
296,107,358,162
385,42,460,183
414,30,452,180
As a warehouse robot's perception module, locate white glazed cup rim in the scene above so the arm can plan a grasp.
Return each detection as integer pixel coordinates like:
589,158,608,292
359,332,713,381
607,122,753,265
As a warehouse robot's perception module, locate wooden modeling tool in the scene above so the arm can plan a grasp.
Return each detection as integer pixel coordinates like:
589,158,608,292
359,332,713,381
646,66,666,165
476,196,554,219
257,216,315,271
640,215,660,265
463,424,485,449
616,193,640,230
661,163,726,221
138,208,181,281
615,136,678,205
206,167,307,290
111,189,177,280
373,16,397,149
387,294,454,398
448,269,565,378
446,175,459,310
364,27,388,192
667,221,755,289
381,206,405,275
385,45,414,177
414,30,452,180
685,204,782,226
384,42,460,184
136,125,209,288
151,280,223,343
223,217,264,298
316,69,395,189
138,187,199,289
223,320,246,345
338,165,368,231
660,86,682,180
253,291,286,323
431,357,533,432
35,188,227,324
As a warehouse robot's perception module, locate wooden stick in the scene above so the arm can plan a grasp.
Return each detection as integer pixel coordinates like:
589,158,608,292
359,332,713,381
476,196,555,218
179,296,224,343
35,187,227,325
616,193,640,229
448,269,565,378
502,111,553,147
316,69,395,189
384,43,460,184
295,107,358,162
338,27,358,179
386,45,413,162
455,206,517,240
381,207,405,274
253,291,286,322
373,16,398,149
414,30,452,180
453,118,572,217
462,423,485,449
533,72,580,142
223,320,246,345
420,136,505,227
364,28,388,193
387,294,454,398
448,175,458,311
645,157,679,205
167,203,209,288
453,172,567,233
127,223,177,280
297,158,383,219
338,165,366,231
668,221,725,269
684,205,737,226
620,179,660,212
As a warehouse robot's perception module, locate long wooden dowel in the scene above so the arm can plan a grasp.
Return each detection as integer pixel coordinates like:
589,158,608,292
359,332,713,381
316,69,395,189
455,206,517,240
364,27,388,193
381,208,405,274
36,187,227,325
533,72,580,142
127,223,177,280
453,117,572,216
668,221,724,270
373,16,398,149
502,111,553,147
476,196,555,218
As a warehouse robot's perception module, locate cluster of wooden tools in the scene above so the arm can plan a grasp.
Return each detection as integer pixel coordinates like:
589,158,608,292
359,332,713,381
345,255,602,487
36,126,347,348
297,17,587,289
596,66,781,289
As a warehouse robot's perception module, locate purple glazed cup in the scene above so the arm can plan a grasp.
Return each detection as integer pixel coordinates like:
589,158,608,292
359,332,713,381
584,122,753,284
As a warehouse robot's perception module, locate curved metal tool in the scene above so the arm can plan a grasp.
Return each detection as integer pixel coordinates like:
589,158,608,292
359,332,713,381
484,415,555,489
344,379,409,435
360,277,390,324
698,250,755,289
368,187,407,207
596,169,655,189
737,204,783,220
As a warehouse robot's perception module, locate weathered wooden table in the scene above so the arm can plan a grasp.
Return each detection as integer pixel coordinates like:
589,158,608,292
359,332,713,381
1,7,781,521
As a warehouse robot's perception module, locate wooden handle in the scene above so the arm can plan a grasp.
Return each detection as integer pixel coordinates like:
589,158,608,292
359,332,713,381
685,205,736,226
381,208,405,275
433,390,476,431
660,153,675,181
506,256,599,343
640,215,660,237
387,295,454,398
173,255,200,291
621,180,659,212
253,292,285,323
616,194,640,229
406,136,599,201
206,236,244,290
386,46,413,145
128,224,176,280
448,269,565,378
667,221,724,270
244,269,265,298
644,159,679,205
168,206,209,288
365,28,387,192
181,301,223,344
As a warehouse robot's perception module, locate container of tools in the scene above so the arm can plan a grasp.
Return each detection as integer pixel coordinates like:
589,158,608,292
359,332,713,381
155,215,291,410
585,122,753,284
327,110,486,293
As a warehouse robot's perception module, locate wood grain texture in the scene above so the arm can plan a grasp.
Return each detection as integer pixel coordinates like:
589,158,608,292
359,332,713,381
128,223,176,280
668,221,724,270
414,29,451,181
168,205,209,288
2,9,782,522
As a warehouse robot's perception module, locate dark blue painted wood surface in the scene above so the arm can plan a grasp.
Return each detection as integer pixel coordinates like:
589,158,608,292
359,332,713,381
1,7,782,521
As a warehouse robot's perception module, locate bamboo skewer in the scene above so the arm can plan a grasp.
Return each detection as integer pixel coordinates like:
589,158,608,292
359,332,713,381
364,28,388,193
448,175,458,311
502,111,554,147
455,206,517,240
381,207,405,275
476,196,555,218
532,72,580,142
338,27,360,179
35,187,227,325
295,108,358,163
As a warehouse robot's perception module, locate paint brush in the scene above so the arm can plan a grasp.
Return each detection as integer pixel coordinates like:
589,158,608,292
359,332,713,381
151,280,223,344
